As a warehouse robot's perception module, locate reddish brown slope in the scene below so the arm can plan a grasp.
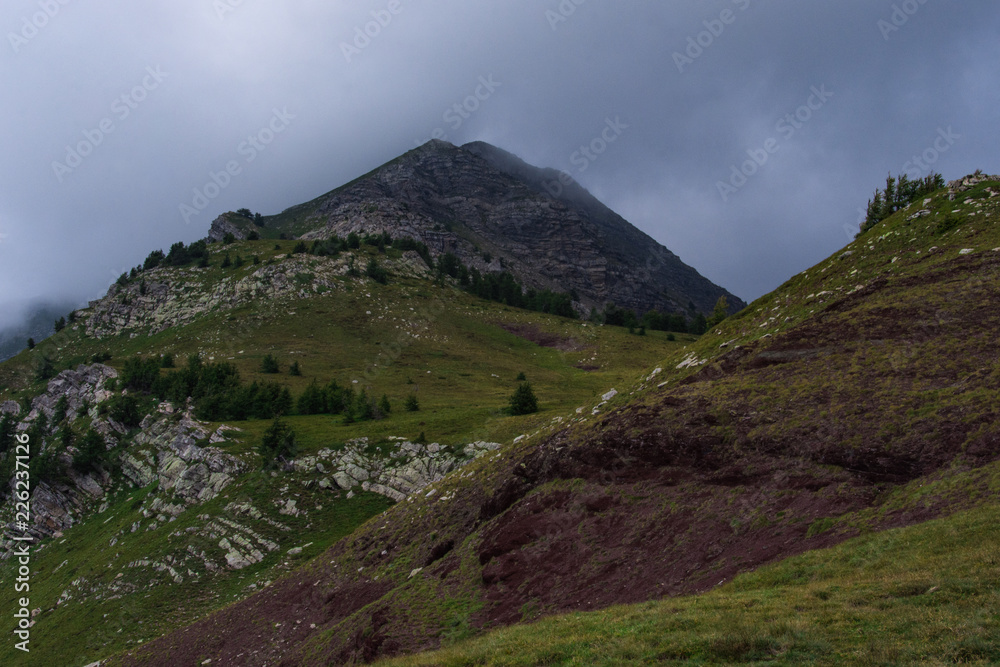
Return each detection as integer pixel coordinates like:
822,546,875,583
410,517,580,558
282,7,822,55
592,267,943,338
116,247,1000,666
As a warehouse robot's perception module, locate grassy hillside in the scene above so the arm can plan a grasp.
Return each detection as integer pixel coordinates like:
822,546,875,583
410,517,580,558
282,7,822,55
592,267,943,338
380,494,1000,666
0,241,683,667
103,175,1000,666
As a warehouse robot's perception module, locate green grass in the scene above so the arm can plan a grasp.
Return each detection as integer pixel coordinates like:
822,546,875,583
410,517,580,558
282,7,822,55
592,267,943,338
0,250,686,666
0,473,392,667
379,502,1000,666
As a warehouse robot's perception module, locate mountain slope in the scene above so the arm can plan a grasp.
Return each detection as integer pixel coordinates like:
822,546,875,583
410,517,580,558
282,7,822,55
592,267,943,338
0,237,691,666
215,140,743,317
109,173,1000,665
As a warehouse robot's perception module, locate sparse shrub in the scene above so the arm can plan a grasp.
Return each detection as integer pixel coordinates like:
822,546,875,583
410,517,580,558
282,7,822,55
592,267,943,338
223,232,236,244
935,214,962,236
293,241,308,254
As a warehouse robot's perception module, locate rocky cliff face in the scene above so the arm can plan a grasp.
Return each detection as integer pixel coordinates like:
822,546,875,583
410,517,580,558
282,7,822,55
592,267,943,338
221,140,742,316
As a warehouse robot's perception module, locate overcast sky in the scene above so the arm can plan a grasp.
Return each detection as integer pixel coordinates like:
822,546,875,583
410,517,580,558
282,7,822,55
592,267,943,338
1,0,998,330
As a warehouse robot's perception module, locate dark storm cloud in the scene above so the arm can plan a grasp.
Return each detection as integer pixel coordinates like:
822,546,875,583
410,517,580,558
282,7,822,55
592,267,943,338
1,0,998,329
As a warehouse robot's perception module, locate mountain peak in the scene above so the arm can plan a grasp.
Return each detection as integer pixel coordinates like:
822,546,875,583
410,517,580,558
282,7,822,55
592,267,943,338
240,141,741,316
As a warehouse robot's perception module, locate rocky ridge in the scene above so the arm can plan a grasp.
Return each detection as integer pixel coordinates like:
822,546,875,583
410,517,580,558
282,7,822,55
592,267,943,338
224,140,743,316
84,250,430,339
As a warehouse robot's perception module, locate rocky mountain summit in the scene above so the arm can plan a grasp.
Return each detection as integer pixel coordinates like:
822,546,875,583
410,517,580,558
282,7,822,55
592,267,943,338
212,140,742,316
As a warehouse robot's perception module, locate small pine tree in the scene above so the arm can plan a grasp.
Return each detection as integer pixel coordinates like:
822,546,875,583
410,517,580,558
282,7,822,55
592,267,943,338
221,253,232,268
508,382,538,416
416,430,427,444
52,395,70,425
35,356,56,381
72,429,107,473
289,361,301,376
260,354,280,374
161,353,175,368
54,316,66,332
259,417,297,469
706,296,730,329
515,372,527,381
26,338,35,350
405,394,420,412
379,394,391,415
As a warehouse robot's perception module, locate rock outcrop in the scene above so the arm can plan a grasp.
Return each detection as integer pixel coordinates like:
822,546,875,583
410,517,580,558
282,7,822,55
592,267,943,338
290,437,500,502
121,404,247,506
84,251,430,339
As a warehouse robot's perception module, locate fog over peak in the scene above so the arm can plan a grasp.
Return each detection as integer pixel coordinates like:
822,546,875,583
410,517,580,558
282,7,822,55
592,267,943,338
1,0,998,331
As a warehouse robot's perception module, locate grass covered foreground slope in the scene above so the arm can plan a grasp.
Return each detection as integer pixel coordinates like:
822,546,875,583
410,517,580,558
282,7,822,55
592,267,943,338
0,239,683,667
112,173,1000,666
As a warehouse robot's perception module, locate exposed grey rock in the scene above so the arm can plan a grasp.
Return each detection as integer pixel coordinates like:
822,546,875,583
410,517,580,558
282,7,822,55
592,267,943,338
294,437,502,503
124,407,247,505
24,364,117,425
290,140,744,316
